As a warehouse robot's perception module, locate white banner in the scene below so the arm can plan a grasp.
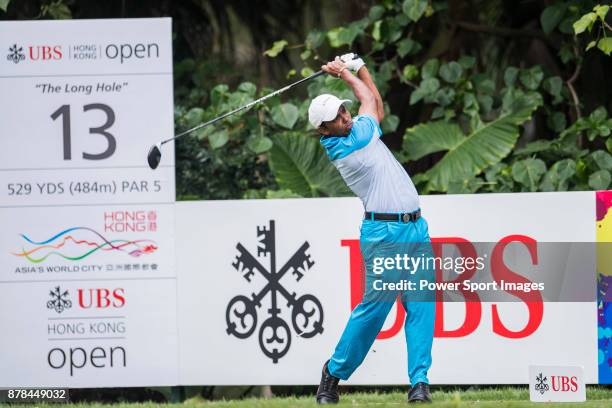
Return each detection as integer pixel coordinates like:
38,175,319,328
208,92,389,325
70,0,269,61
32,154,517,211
0,18,177,387
0,18,175,205
176,192,598,385
1,278,177,387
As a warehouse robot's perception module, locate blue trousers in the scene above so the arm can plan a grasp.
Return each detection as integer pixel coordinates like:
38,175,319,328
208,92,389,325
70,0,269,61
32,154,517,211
327,217,435,385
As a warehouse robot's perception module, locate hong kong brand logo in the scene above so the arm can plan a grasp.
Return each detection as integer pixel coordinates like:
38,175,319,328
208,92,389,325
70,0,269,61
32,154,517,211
226,220,324,363
7,44,25,64
535,373,550,395
47,286,72,313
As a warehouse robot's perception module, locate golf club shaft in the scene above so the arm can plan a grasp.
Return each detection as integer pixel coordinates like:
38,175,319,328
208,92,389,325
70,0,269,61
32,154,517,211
161,70,325,145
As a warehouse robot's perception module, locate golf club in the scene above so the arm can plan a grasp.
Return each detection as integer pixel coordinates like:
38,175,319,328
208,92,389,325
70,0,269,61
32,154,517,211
147,55,360,169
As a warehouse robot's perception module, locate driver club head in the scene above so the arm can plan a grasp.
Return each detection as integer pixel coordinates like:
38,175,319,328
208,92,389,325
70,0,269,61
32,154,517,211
147,143,162,170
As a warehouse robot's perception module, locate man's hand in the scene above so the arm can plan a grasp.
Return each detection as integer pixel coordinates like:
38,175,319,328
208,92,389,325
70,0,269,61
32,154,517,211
339,53,365,73
321,57,349,78
321,55,380,122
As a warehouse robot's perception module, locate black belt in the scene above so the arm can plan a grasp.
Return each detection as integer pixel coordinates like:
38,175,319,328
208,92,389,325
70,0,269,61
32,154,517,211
364,209,421,223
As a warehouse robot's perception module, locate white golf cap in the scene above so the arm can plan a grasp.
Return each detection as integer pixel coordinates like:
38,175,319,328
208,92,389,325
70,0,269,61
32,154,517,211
308,94,352,128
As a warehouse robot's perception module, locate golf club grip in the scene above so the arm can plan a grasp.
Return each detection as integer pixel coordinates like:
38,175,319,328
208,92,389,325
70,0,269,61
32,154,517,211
164,55,360,144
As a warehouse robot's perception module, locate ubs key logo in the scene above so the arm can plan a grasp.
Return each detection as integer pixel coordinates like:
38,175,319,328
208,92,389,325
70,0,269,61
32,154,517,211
226,220,324,363
47,286,72,313
535,373,550,395
7,44,25,64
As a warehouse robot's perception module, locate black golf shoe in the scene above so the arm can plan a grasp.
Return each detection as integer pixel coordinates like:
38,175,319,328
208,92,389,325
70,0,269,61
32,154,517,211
316,360,339,404
408,382,432,403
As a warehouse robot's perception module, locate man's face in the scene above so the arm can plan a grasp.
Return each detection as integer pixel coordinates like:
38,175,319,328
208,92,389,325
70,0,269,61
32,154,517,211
319,105,353,136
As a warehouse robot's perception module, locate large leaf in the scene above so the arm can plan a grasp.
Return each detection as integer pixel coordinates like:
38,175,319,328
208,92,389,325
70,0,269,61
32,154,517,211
238,82,257,96
402,0,428,22
598,38,612,56
513,140,553,156
0,0,10,12
540,3,566,34
402,95,542,191
266,189,302,199
327,21,365,47
540,159,576,191
402,121,465,161
512,158,547,191
268,132,352,197
42,1,72,19
589,170,611,190
271,103,299,129
590,150,612,170
595,5,610,20
519,66,544,90
184,107,205,128
247,135,273,154
546,111,566,132
439,61,463,83
368,5,385,21
397,38,422,57
573,12,597,34
264,40,287,57
209,130,229,149
381,114,400,133
504,67,519,87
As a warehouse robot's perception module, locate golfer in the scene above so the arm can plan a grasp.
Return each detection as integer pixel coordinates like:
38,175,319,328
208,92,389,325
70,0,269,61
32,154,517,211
309,55,435,404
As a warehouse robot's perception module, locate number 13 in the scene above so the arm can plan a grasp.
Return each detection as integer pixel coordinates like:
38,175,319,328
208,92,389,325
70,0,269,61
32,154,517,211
51,103,116,160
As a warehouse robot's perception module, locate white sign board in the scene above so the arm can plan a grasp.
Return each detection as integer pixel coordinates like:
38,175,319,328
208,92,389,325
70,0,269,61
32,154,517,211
529,365,586,402
0,18,177,387
176,193,598,385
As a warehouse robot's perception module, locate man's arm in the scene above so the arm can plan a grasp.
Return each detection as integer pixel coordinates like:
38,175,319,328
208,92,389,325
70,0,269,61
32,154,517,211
356,66,384,121
321,57,379,122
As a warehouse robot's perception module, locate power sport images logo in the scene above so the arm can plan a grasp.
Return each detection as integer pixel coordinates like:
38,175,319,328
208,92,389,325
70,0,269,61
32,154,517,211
227,220,324,363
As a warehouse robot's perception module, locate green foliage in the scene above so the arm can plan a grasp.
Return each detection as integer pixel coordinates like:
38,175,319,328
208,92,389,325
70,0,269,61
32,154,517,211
541,3,568,34
174,79,285,199
540,159,576,191
174,0,611,199
41,0,71,19
209,130,229,149
268,133,352,197
574,4,612,55
264,40,288,57
271,103,299,129
246,135,273,154
402,0,428,22
589,169,611,189
327,19,369,48
403,95,542,192
0,0,10,12
512,158,547,191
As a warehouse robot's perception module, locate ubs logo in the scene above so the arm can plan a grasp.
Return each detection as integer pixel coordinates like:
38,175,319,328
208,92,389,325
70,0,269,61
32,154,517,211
227,220,324,363
47,286,72,314
535,373,550,394
7,44,25,64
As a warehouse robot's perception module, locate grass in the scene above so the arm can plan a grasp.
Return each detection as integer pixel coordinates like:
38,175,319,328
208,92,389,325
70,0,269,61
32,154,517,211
182,386,610,407
8,386,612,408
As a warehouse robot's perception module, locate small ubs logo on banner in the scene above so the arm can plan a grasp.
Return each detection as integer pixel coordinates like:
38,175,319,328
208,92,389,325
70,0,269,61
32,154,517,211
47,286,72,313
529,365,585,402
7,44,25,64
